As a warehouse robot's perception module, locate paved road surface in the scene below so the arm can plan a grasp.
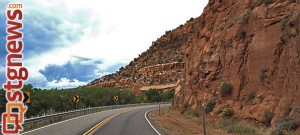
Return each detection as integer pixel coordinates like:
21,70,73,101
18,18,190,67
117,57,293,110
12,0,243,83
21,104,169,135
92,105,167,135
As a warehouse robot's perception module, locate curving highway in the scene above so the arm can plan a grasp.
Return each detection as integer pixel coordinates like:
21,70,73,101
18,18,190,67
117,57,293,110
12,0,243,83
21,104,169,135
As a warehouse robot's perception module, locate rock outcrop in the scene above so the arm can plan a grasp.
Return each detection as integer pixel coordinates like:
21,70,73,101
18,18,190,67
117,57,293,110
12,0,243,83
87,18,196,93
88,0,300,128
174,0,300,127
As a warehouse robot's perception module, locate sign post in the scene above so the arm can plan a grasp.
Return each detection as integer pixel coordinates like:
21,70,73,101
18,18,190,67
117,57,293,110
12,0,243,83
159,103,161,117
202,103,206,135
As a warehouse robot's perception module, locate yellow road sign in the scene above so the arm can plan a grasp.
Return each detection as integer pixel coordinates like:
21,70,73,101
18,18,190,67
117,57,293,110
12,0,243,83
73,95,79,102
114,96,119,101
23,92,30,104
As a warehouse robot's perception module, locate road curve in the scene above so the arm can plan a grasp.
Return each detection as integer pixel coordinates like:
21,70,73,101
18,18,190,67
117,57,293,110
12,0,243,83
21,104,169,135
90,104,169,135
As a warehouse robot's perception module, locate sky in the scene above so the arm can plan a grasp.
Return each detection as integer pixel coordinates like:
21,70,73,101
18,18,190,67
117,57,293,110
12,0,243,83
0,0,208,89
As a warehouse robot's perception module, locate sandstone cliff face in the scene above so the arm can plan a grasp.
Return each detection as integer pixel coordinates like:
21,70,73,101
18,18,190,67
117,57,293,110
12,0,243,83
174,0,300,126
87,0,300,127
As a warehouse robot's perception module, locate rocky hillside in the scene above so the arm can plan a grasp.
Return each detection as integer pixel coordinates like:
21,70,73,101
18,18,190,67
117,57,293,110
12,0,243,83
87,18,196,94
174,0,300,128
88,0,300,128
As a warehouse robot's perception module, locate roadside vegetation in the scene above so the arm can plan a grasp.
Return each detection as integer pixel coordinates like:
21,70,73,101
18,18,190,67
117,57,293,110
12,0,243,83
215,118,257,135
0,84,174,120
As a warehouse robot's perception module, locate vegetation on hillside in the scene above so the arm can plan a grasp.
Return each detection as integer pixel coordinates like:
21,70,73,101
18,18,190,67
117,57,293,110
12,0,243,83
0,84,174,119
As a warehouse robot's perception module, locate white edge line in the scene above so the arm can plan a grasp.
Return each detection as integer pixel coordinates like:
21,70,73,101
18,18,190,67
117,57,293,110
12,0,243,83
20,109,117,135
145,109,161,135
21,105,157,134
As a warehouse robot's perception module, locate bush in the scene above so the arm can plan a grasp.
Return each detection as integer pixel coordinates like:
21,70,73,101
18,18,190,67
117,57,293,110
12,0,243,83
296,105,300,114
144,89,161,102
263,0,273,5
199,59,207,67
217,119,256,135
264,111,274,126
242,11,251,23
222,108,234,118
259,67,269,82
220,82,233,96
270,128,284,135
183,101,189,110
247,92,256,101
277,118,299,132
281,17,290,31
205,99,216,113
177,57,183,62
227,123,256,134
208,50,213,56
237,30,247,39
188,70,193,76
187,109,199,117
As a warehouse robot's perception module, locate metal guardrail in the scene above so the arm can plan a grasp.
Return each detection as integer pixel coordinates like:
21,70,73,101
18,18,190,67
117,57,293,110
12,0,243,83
0,102,166,134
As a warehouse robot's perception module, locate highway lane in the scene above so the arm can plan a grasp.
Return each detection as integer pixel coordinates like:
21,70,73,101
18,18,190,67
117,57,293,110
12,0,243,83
21,104,169,135
89,104,169,135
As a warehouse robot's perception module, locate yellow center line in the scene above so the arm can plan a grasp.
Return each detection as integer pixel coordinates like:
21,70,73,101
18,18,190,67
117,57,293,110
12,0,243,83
83,112,125,135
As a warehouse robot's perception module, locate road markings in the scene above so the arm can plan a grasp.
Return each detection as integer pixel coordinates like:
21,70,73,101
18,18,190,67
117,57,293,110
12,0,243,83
145,109,161,135
20,109,117,135
83,112,124,135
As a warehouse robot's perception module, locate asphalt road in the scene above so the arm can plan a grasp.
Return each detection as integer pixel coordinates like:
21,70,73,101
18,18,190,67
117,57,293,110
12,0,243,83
92,105,168,135
21,104,169,135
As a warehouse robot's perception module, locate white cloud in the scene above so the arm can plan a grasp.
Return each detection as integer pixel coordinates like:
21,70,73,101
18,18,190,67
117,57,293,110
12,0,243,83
21,0,208,88
47,78,87,89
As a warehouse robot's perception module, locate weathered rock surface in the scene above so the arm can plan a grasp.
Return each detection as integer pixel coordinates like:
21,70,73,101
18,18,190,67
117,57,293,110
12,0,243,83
88,0,300,127
174,0,300,127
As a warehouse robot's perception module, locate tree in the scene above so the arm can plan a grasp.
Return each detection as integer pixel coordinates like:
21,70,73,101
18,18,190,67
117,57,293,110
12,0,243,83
144,89,161,102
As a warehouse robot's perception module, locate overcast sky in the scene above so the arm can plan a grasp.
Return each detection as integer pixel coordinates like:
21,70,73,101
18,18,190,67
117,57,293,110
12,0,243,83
0,0,208,89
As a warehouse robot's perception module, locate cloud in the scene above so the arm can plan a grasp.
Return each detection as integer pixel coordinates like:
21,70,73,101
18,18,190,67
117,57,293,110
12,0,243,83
0,0,208,89
39,57,103,82
47,78,87,89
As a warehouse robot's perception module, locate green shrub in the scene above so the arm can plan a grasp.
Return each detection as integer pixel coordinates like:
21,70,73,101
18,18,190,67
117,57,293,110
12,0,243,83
281,17,290,31
227,122,256,134
199,59,207,67
144,89,161,102
277,118,299,132
264,111,274,126
296,105,300,114
263,0,273,5
242,11,251,23
237,30,247,39
220,82,233,96
188,70,193,76
270,128,284,135
208,50,213,56
205,99,216,113
183,101,189,110
247,92,256,101
259,67,269,82
187,109,199,117
217,119,256,135
177,57,183,62
222,108,234,118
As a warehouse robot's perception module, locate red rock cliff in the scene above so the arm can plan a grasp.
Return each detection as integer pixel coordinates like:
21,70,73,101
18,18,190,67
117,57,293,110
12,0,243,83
174,0,300,127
